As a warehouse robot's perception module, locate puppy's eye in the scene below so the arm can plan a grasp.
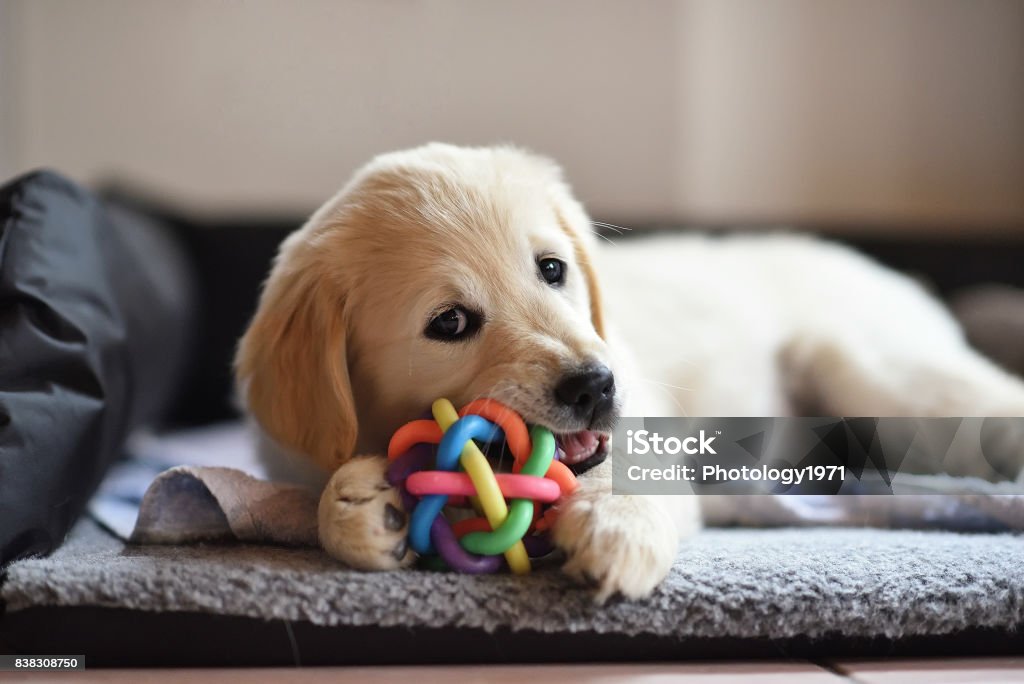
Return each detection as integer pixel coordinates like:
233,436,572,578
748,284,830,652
425,306,481,341
538,257,566,286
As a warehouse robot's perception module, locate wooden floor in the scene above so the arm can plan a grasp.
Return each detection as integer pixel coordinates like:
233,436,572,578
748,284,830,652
8,660,1024,683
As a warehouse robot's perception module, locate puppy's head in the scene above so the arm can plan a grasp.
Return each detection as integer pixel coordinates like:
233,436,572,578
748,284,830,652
236,143,618,472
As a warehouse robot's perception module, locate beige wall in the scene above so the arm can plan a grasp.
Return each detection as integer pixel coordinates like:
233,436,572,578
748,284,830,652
0,0,18,181
1,0,678,220
674,0,1024,228
2,0,1023,231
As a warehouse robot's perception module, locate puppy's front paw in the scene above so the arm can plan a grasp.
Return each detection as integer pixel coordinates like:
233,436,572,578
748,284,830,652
318,456,414,570
551,490,681,602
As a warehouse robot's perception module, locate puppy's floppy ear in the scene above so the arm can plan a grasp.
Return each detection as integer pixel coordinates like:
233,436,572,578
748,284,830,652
560,216,606,340
552,196,606,341
235,234,357,472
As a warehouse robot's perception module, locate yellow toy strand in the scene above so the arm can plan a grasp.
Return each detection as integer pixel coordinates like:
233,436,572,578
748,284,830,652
431,398,532,574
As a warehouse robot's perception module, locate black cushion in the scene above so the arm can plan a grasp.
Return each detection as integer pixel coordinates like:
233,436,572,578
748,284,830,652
99,187,293,426
0,170,196,566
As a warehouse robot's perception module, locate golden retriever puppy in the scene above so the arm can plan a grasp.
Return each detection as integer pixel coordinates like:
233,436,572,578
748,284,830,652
236,143,694,599
238,143,1024,600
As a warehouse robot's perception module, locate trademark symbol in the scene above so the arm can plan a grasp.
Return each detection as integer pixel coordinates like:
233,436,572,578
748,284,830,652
716,430,722,435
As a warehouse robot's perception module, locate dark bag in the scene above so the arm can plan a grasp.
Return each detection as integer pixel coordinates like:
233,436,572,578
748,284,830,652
0,171,195,566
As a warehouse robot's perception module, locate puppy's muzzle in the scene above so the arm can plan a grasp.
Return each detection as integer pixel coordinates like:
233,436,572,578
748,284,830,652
554,364,616,427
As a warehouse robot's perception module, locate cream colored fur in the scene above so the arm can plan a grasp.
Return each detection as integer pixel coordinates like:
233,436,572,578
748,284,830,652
237,143,1024,601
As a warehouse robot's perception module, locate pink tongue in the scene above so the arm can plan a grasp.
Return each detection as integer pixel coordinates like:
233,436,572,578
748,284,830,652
560,431,600,464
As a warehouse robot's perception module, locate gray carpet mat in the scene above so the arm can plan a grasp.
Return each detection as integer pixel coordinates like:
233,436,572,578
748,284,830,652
4,518,1022,641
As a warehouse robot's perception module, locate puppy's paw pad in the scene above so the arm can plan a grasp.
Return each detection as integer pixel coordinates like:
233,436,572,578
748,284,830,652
552,491,679,602
318,456,414,570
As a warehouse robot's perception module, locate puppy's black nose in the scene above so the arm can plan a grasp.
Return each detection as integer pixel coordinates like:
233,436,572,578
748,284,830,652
554,365,616,423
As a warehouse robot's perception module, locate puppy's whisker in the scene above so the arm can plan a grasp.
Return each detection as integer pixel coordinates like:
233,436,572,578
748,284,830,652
592,220,632,230
591,222,623,235
617,369,691,417
465,379,519,412
636,377,695,392
495,441,510,473
591,220,633,233
647,378,688,417
591,230,617,247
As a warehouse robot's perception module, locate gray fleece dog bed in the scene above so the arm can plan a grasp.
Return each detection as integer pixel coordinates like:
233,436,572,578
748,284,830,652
5,424,1024,664
4,516,1024,664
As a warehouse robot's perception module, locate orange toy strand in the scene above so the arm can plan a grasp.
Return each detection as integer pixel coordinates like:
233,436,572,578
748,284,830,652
387,419,443,460
545,460,578,496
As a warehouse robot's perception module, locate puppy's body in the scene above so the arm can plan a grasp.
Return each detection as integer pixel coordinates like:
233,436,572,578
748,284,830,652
238,144,1024,600
603,233,1024,422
